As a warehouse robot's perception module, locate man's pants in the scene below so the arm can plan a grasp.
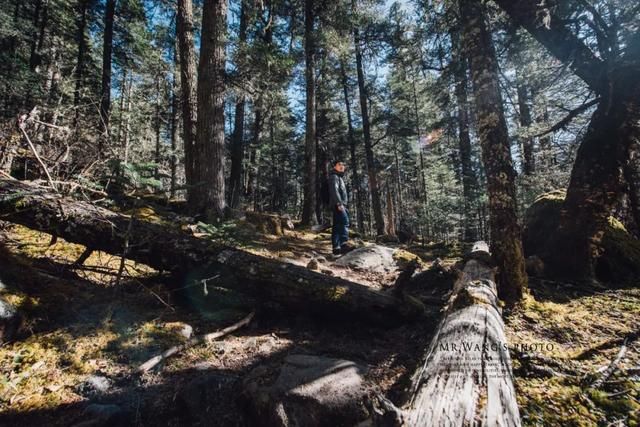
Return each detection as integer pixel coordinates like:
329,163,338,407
332,207,350,250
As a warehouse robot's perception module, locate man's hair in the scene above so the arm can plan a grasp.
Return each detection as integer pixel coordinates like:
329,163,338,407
333,159,344,166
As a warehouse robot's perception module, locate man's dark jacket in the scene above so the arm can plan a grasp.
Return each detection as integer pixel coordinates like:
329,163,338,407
328,170,348,208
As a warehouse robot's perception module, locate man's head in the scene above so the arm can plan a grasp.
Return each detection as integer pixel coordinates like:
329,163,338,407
333,160,346,173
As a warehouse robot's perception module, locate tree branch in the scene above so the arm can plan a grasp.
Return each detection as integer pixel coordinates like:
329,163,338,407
533,97,600,138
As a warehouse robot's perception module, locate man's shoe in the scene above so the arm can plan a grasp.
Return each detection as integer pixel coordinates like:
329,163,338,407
332,248,342,256
340,244,356,254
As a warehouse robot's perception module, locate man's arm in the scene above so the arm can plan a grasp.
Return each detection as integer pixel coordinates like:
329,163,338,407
328,174,346,207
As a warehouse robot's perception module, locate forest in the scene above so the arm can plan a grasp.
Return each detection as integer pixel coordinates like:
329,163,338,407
0,0,639,425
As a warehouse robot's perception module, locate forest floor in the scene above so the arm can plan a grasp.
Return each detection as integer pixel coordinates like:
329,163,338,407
0,212,638,426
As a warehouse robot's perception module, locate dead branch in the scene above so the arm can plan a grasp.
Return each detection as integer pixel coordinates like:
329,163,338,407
137,311,255,373
591,338,629,389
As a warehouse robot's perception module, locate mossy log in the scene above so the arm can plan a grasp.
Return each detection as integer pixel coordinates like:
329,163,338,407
0,179,423,324
400,241,521,426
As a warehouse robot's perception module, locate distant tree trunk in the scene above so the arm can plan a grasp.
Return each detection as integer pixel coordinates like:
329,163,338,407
229,7,247,209
516,77,534,175
354,28,385,236
451,27,477,242
300,0,318,226
228,0,247,209
177,0,198,202
28,0,43,71
246,105,262,209
340,61,365,233
170,48,179,198
385,187,396,236
193,0,227,220
460,0,527,303
246,0,273,211
625,141,640,238
100,0,116,153
154,76,162,178
122,74,133,163
73,0,88,128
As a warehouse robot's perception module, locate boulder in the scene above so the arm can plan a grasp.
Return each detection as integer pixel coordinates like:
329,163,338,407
242,354,370,427
333,245,398,273
524,190,640,282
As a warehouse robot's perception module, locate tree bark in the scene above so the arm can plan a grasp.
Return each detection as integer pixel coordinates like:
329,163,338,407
300,0,318,226
194,0,227,220
100,0,116,152
460,0,527,303
354,28,385,236
0,179,424,325
228,0,247,209
176,0,198,201
400,242,521,426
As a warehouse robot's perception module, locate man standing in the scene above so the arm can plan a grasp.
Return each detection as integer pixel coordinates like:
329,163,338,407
328,160,354,255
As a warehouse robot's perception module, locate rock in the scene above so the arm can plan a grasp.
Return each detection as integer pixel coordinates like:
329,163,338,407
72,404,128,427
76,375,112,397
524,190,640,282
175,373,238,423
307,259,319,270
0,296,20,343
316,256,327,264
334,245,398,273
320,269,334,276
242,354,370,427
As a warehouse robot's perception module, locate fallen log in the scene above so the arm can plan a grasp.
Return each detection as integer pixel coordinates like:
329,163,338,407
399,241,521,426
0,179,423,324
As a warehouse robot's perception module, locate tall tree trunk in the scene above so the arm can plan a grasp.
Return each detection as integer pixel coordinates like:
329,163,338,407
460,0,527,303
100,0,116,153
552,72,640,279
73,0,88,128
300,0,318,226
246,105,262,210
340,61,365,234
516,77,534,175
177,0,198,201
495,0,640,281
154,76,162,178
624,140,640,238
354,28,385,236
170,47,179,199
451,27,477,242
409,70,431,242
194,0,227,220
228,0,247,209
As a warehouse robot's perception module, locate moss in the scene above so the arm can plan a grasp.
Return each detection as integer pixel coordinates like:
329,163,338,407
587,388,640,419
392,249,425,269
125,205,168,225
